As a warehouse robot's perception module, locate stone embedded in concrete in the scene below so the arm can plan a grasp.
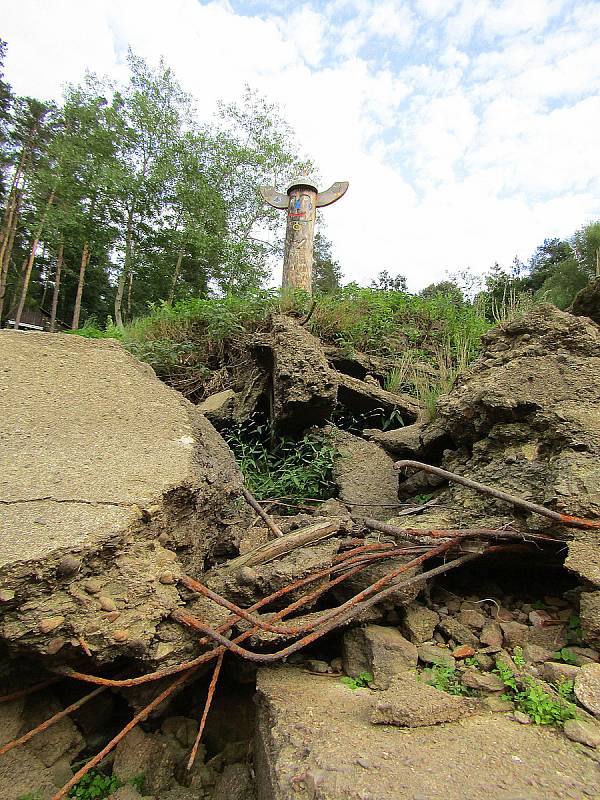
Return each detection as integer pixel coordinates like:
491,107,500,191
563,718,600,748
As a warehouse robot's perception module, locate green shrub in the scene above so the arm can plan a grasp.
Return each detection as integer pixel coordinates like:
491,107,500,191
425,665,470,696
223,416,337,506
340,671,373,690
495,661,578,726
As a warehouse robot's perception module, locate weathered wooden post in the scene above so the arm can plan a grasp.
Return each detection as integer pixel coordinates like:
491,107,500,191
260,177,349,293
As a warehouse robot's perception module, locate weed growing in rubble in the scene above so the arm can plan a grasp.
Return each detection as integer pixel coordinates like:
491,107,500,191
495,662,578,726
552,647,578,665
68,769,121,799
340,672,374,690
426,665,471,696
223,416,337,506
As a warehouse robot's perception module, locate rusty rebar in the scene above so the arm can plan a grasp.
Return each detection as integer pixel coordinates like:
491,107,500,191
363,518,564,543
57,540,444,690
394,459,600,529
174,550,477,663
180,545,424,638
51,668,195,800
57,543,400,687
242,487,284,537
0,676,61,704
187,651,223,771
0,685,106,757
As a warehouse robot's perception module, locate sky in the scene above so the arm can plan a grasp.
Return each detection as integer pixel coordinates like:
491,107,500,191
2,0,600,290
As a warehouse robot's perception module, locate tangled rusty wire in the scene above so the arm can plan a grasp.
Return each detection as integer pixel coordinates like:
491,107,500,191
0,460,595,800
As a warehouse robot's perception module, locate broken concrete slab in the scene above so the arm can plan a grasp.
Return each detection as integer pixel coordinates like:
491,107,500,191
336,371,419,426
331,429,401,518
254,665,600,800
569,276,600,326
398,306,600,597
0,331,249,667
371,676,478,726
267,315,338,432
364,418,450,459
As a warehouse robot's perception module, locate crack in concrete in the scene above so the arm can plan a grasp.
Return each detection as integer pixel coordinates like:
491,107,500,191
0,497,137,508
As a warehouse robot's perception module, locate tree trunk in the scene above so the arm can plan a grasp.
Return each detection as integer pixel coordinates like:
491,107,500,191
50,241,64,332
115,205,134,328
126,270,133,317
0,190,22,323
13,190,55,330
168,247,185,304
71,240,89,330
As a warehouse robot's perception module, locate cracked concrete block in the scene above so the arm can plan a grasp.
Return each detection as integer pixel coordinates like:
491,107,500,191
0,331,249,667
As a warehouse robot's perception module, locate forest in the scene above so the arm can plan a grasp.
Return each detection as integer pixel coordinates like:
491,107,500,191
0,37,598,336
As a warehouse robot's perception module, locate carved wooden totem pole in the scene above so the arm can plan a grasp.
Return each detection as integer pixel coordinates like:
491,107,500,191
259,177,349,293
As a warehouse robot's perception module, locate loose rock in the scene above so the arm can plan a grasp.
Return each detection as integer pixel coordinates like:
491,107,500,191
574,663,600,716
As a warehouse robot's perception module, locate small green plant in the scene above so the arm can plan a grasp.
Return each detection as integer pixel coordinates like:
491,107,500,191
495,661,577,726
531,599,547,610
512,646,526,668
68,769,121,799
340,671,373,690
464,656,479,668
552,647,578,665
556,679,576,703
427,665,470,696
566,614,583,644
17,794,43,800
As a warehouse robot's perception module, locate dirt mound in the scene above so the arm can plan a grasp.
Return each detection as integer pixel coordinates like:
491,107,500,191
0,331,249,668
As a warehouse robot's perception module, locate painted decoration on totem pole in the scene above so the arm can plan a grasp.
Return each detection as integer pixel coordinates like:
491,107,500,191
259,177,348,294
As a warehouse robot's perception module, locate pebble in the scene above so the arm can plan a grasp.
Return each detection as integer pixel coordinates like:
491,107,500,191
417,643,456,668
305,659,330,674
513,711,531,724
0,589,15,602
159,571,175,585
98,596,117,612
47,637,67,654
563,719,600,748
84,579,102,594
38,616,65,634
103,611,120,622
57,555,81,578
529,609,552,627
461,668,505,692
453,645,476,659
356,758,371,769
458,609,486,630
236,566,259,586
157,532,169,545
113,629,129,642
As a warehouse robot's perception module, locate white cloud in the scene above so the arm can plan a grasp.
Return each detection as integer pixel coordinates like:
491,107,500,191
1,0,599,290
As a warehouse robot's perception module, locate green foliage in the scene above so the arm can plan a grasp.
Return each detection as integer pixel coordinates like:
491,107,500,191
309,284,490,359
340,671,373,690
531,599,547,610
567,614,583,644
512,646,526,668
17,794,43,800
223,416,337,505
426,665,470,696
495,662,578,726
552,648,578,665
68,770,120,800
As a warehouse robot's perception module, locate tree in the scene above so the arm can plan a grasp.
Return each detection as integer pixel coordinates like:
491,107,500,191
419,280,464,306
371,270,408,292
312,231,342,293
